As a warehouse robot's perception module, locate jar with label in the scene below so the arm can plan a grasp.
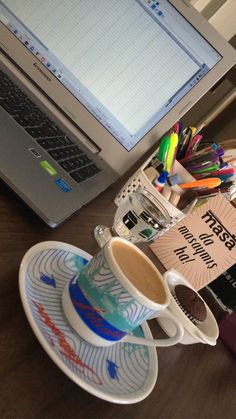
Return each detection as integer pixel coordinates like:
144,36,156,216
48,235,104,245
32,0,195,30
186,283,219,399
94,187,172,247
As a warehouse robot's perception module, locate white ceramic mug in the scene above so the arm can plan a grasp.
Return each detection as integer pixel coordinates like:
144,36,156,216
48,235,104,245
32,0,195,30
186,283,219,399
158,270,219,345
62,237,184,347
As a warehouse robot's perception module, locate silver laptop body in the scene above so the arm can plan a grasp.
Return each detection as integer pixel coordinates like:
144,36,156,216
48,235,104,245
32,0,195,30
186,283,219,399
1,0,236,227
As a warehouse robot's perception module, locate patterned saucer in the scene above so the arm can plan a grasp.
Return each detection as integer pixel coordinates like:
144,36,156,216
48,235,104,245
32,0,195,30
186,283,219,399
19,241,158,404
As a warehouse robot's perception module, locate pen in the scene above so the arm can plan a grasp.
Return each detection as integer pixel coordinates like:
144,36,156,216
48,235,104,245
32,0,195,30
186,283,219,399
196,185,233,197
179,178,221,189
217,180,234,190
182,150,218,166
176,127,192,160
185,134,203,156
189,126,197,140
190,163,220,174
189,147,223,163
217,173,235,182
178,121,183,136
184,157,219,170
179,143,218,164
193,168,235,179
172,122,179,134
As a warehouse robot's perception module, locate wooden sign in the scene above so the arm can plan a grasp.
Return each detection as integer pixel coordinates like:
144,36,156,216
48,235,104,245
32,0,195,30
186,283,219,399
149,194,236,290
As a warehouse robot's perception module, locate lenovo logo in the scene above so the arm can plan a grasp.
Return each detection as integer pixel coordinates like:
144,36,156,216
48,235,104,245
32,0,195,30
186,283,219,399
33,62,51,82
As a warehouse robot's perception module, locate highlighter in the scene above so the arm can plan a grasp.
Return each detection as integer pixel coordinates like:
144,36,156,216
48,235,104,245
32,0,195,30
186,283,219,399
157,136,170,163
164,132,178,173
179,178,221,190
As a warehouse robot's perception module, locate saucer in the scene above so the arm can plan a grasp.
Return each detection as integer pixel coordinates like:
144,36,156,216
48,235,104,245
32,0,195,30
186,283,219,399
19,241,158,404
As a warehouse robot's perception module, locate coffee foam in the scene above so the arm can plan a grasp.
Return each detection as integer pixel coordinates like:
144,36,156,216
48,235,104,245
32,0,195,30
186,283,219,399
111,241,167,305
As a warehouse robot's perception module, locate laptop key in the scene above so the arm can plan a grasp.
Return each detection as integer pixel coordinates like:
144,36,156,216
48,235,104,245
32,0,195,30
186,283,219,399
70,170,87,183
59,160,72,172
26,124,60,138
79,164,100,178
70,164,100,183
37,137,74,150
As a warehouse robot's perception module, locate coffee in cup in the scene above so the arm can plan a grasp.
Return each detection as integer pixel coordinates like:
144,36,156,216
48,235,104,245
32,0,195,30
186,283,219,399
62,238,184,347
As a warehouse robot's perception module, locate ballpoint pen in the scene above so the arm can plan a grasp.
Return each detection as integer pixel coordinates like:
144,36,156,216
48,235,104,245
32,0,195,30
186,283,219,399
183,149,224,168
185,159,219,172
190,163,220,174
196,185,233,197
193,168,235,180
176,127,192,159
217,174,235,182
185,134,203,156
179,143,218,164
189,126,197,140
172,122,179,134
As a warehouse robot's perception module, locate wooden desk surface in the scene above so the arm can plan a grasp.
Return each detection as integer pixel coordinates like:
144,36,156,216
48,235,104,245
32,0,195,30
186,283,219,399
0,177,235,419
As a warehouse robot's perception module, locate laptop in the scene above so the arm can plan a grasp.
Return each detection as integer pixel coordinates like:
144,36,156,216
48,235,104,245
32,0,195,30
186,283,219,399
0,0,235,227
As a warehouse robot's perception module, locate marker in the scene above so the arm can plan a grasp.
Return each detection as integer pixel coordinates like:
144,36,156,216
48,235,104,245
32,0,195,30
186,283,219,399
164,132,178,173
179,178,221,190
157,136,170,164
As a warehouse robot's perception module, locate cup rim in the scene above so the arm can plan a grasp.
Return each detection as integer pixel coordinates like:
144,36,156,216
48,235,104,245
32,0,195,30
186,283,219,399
104,237,170,311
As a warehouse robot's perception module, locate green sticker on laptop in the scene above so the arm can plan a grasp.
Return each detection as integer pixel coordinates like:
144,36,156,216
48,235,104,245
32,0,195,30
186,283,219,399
40,160,57,176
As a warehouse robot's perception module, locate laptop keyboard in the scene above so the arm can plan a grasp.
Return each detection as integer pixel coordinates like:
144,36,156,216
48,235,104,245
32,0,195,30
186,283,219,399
0,69,101,184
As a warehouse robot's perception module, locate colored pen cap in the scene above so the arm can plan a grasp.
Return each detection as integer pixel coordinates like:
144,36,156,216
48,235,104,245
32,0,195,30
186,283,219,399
154,170,169,185
216,148,224,157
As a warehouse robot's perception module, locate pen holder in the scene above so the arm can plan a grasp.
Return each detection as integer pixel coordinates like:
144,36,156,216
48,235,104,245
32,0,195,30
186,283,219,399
114,146,195,237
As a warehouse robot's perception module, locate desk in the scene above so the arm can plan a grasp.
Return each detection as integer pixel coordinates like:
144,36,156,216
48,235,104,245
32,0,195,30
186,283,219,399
0,174,235,419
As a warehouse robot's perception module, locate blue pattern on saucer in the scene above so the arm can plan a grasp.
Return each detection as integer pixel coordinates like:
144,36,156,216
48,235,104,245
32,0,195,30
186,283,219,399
19,243,158,404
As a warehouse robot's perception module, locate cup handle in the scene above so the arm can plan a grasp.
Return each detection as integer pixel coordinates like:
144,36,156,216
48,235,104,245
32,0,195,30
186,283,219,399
123,310,184,347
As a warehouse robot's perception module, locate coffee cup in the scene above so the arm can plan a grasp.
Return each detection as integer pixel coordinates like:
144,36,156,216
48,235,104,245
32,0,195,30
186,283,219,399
158,270,219,345
62,237,184,347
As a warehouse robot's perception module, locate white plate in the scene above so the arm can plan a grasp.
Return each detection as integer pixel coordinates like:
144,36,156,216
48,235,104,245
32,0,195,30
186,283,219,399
19,241,158,404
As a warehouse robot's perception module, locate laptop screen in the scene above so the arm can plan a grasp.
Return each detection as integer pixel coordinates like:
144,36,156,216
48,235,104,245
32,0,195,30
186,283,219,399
0,0,222,151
